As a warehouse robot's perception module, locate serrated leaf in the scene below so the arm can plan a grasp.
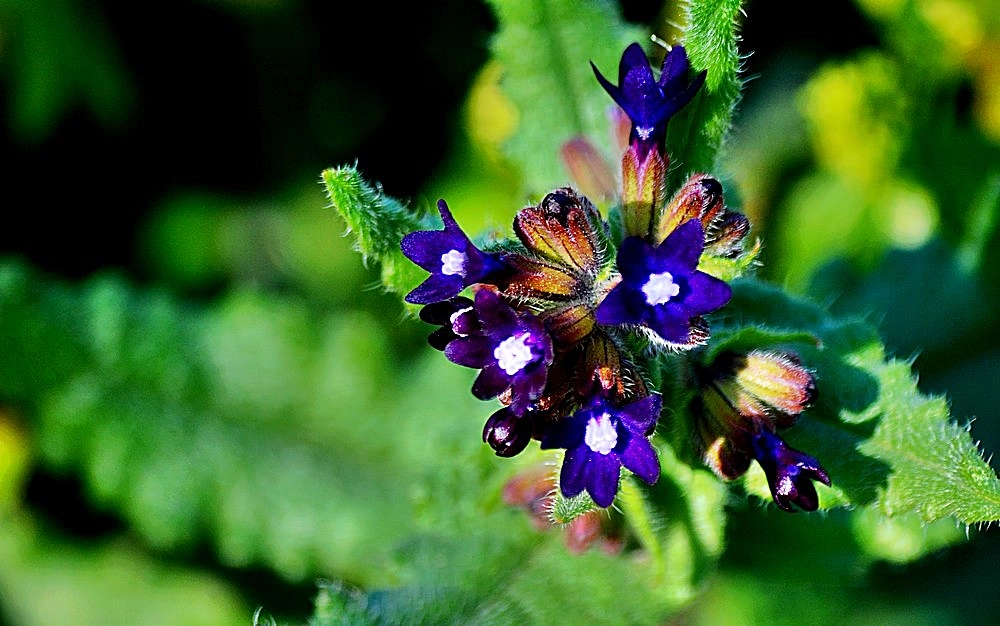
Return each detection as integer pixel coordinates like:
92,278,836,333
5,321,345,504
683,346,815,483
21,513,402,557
485,0,644,197
719,279,1000,526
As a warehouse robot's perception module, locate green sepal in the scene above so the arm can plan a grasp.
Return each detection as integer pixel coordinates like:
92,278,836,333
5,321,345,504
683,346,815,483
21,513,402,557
697,239,761,282
548,489,598,525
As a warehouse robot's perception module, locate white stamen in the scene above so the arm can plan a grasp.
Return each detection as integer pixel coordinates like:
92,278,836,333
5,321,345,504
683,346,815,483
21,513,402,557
642,271,680,305
440,249,467,276
494,333,534,375
585,413,618,455
650,34,672,52
449,306,473,337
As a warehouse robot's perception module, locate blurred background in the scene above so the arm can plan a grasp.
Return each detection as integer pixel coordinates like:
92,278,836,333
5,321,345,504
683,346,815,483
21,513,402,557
1,0,999,624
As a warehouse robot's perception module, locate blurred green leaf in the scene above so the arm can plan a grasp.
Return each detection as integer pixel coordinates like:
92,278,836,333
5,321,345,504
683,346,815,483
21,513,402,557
484,0,644,197
0,0,134,141
0,512,247,625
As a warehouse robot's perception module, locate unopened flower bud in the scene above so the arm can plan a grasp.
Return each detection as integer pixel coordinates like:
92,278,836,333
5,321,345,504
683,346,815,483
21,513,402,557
561,136,617,203
483,408,534,457
654,174,724,244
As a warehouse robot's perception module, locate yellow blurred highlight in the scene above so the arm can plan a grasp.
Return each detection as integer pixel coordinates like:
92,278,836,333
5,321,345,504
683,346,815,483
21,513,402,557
878,180,938,249
464,60,519,161
798,53,906,190
919,0,984,60
0,410,31,511
971,40,1000,142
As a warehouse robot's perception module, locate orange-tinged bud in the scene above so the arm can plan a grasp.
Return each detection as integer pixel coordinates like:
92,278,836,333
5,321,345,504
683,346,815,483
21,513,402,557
620,144,666,239
654,174,724,244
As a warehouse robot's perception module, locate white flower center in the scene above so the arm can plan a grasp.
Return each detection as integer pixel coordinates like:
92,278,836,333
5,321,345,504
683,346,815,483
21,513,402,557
585,412,618,455
440,249,467,276
494,333,534,375
642,271,680,305
449,306,473,336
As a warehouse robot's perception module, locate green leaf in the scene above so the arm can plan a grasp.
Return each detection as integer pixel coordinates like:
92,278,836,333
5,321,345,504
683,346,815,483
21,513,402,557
484,0,644,197
665,0,745,194
718,279,1000,527
0,514,248,626
0,262,463,585
320,164,427,300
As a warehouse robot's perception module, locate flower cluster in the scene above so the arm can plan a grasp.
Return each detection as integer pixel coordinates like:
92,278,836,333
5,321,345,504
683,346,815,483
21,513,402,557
400,42,830,513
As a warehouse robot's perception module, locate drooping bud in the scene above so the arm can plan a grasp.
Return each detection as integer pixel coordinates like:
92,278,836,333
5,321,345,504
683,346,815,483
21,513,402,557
732,350,816,425
693,348,827,511
752,429,831,512
483,407,534,457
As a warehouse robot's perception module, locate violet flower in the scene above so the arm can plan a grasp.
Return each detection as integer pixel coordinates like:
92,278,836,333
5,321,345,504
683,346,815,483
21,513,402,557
591,42,706,160
541,394,661,508
400,199,509,305
752,429,831,512
418,296,478,351
444,288,554,415
595,220,731,347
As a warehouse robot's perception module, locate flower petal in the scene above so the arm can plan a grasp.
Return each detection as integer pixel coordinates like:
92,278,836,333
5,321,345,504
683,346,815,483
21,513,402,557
619,394,662,435
619,432,659,485
558,445,589,499
594,282,642,327
405,274,466,305
585,452,622,508
471,364,511,401
444,335,493,369
684,271,732,315
656,219,705,270
648,303,693,345
474,289,519,335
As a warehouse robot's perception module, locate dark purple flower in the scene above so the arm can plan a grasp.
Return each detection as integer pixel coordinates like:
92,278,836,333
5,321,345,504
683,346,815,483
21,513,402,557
541,394,661,508
401,199,510,304
595,220,731,347
591,42,706,160
445,289,554,415
752,429,831,512
483,407,534,457
418,296,479,351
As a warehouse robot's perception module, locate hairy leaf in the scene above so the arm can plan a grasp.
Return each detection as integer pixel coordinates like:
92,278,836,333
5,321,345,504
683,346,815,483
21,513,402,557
716,279,1000,528
664,0,745,194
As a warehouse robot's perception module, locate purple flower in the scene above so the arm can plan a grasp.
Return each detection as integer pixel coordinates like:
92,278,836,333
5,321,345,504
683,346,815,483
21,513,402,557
401,199,510,305
541,394,661,508
752,429,831,512
418,296,479,351
444,288,554,415
591,42,706,160
595,220,731,347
